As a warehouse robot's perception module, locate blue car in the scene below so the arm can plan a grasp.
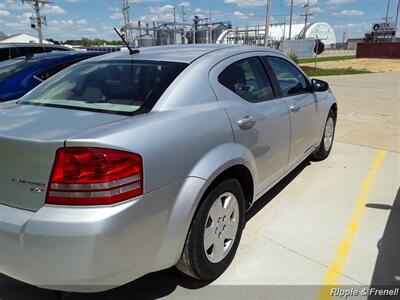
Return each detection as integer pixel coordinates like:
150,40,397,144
0,51,105,102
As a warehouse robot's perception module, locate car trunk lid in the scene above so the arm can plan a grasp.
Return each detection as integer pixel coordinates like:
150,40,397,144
0,102,128,211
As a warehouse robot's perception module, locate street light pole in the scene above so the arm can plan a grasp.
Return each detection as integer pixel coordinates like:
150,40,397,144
264,0,271,47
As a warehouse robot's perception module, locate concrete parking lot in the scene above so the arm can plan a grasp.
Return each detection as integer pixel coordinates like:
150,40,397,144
0,73,399,300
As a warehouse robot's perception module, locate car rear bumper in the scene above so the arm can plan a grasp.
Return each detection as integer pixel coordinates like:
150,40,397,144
0,177,206,293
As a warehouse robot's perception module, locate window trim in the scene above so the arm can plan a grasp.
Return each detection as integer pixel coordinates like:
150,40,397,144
261,55,313,98
217,56,279,104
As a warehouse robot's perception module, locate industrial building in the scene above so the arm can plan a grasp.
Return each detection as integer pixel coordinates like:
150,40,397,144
216,22,337,48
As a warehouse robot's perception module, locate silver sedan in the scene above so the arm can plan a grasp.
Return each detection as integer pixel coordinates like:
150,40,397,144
0,44,337,292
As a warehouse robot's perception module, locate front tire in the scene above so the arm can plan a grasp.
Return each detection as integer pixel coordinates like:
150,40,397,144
176,179,245,281
310,109,336,161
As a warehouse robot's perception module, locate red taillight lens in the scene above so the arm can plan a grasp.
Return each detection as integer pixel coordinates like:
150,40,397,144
46,148,143,206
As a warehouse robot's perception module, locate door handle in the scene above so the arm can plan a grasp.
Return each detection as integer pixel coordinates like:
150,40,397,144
237,116,256,130
289,103,301,112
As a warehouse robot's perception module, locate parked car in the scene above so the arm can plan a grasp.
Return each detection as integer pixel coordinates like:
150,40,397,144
0,51,105,102
0,43,71,62
0,45,337,292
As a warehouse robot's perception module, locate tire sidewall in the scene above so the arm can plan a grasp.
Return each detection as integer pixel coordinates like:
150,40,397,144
189,179,245,280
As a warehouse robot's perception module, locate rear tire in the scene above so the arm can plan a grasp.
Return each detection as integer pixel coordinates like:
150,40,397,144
176,179,245,281
310,109,336,161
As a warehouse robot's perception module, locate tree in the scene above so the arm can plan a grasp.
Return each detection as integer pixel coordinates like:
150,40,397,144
314,39,325,55
363,32,374,42
46,38,60,45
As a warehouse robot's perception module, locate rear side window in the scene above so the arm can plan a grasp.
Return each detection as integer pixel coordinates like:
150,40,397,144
264,56,309,96
0,58,43,81
218,57,275,103
22,60,187,115
17,46,46,57
0,48,10,61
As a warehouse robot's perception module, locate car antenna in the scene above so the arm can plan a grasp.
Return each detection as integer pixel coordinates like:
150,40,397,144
114,27,139,55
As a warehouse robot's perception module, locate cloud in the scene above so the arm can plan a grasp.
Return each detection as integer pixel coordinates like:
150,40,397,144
110,12,124,20
77,19,87,25
333,9,364,16
49,19,75,27
149,5,175,14
285,0,318,6
0,10,10,17
224,0,265,8
327,0,354,4
0,0,30,11
43,5,67,15
309,7,323,14
85,27,97,33
109,7,120,13
232,11,255,19
180,1,191,8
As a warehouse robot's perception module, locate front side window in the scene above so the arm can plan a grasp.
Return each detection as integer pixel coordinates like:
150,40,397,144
36,59,82,81
265,56,309,96
21,60,187,115
218,57,275,103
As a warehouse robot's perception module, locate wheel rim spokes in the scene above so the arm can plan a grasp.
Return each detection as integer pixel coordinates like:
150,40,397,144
204,192,240,264
324,117,334,151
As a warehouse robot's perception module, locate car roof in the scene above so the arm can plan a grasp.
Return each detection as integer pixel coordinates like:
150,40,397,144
0,43,71,50
7,51,100,61
93,44,283,64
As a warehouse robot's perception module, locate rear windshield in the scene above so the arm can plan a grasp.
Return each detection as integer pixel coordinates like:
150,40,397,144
0,58,43,81
21,60,187,115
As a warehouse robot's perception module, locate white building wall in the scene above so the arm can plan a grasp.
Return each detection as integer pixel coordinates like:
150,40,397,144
0,34,51,44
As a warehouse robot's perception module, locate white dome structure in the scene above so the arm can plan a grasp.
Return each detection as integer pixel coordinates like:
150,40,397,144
217,22,336,47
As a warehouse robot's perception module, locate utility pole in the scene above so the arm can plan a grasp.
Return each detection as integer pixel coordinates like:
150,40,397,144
264,0,271,47
289,0,293,39
342,31,346,43
122,0,132,45
301,0,312,39
385,0,391,22
173,6,177,45
193,15,199,44
181,4,186,23
22,0,51,44
396,0,399,37
209,0,212,43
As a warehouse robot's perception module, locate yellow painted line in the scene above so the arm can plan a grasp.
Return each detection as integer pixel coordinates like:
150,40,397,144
317,150,387,300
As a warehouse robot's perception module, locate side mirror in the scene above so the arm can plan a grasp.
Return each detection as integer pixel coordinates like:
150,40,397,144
311,79,329,92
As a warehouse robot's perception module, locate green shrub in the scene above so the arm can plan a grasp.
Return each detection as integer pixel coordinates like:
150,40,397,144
287,51,299,64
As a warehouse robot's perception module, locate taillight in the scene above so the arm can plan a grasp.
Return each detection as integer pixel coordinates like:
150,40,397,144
46,148,143,206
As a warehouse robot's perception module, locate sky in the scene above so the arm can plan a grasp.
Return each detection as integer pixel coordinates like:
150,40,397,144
0,0,398,42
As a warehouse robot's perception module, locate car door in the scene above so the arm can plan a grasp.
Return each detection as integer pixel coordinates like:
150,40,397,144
210,54,291,196
262,55,320,170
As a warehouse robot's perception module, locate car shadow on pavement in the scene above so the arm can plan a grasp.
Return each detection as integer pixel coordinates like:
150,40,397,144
0,160,311,300
367,188,400,299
